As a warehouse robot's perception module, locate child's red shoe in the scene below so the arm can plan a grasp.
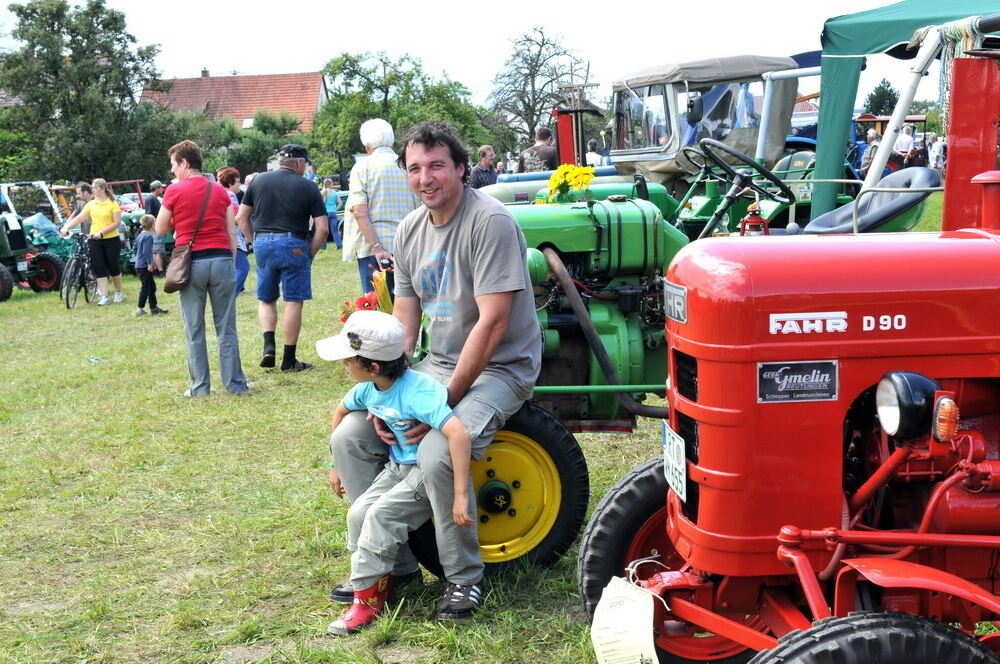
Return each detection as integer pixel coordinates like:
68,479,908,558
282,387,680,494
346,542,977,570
327,575,391,636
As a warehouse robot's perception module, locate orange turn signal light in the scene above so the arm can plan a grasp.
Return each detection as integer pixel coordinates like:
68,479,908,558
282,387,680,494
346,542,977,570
933,396,959,443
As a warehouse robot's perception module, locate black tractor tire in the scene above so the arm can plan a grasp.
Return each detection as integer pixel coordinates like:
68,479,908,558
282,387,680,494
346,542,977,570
747,611,998,663
579,457,758,664
27,251,64,292
0,263,13,302
409,401,589,576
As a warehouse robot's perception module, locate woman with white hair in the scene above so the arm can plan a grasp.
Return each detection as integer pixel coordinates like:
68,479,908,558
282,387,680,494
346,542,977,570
342,118,419,294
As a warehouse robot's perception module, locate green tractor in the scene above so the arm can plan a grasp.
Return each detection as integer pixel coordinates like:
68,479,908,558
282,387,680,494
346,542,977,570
0,181,67,301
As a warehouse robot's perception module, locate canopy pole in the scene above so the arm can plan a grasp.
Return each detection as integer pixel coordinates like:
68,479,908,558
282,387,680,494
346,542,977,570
861,30,943,191
756,67,821,162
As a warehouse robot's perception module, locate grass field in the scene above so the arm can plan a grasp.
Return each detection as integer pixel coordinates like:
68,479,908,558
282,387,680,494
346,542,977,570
0,246,666,664
0,195,946,664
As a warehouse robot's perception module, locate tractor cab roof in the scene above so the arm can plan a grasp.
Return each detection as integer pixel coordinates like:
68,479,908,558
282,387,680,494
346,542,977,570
611,55,797,91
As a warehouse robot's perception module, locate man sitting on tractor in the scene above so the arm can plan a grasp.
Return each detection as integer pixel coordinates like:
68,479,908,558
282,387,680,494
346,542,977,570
329,120,542,621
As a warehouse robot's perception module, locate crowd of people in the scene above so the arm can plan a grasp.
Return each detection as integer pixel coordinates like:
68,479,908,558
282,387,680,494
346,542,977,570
55,120,546,634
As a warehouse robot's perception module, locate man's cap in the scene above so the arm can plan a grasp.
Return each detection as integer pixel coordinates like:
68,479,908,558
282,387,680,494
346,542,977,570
278,144,310,161
316,310,404,362
149,180,164,190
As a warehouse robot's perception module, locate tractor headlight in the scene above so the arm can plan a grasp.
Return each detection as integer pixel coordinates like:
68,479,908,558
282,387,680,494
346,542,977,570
875,372,940,442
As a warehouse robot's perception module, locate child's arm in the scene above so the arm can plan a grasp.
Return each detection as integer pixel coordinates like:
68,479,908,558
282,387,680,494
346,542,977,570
441,417,473,527
328,401,351,498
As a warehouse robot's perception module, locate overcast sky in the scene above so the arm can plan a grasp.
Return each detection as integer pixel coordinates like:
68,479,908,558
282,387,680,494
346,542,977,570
4,0,938,106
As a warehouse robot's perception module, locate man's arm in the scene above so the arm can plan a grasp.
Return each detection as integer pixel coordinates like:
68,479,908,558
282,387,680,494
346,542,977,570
446,291,513,406
350,202,392,265
393,295,423,356
236,203,253,243
309,215,329,257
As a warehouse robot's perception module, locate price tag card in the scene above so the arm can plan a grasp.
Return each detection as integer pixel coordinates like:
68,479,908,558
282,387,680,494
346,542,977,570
591,576,659,664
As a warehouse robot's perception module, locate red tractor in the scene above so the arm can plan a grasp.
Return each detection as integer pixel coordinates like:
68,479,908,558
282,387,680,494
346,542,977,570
578,20,1000,664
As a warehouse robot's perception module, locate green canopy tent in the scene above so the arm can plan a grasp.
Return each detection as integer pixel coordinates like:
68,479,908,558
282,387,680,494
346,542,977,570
812,0,1000,217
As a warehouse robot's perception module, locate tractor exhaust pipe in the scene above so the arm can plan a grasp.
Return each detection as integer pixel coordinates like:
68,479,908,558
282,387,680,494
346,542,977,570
542,247,669,420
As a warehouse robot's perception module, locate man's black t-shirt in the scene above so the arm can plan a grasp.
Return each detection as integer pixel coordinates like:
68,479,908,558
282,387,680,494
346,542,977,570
144,195,161,217
518,143,559,172
243,167,326,235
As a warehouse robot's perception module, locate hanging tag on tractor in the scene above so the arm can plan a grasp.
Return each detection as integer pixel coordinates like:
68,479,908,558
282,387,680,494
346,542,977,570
591,576,658,664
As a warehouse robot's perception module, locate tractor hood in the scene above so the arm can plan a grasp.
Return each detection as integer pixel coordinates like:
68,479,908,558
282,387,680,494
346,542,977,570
666,230,1000,356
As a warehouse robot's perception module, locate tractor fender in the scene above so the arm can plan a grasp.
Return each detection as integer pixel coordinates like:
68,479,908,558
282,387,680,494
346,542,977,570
837,557,1000,615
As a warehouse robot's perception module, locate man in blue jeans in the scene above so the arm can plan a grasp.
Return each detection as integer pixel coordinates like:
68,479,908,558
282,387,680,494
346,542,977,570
237,144,328,372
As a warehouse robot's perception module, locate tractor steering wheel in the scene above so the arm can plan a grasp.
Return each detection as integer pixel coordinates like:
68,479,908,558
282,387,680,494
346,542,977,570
698,138,795,205
679,146,710,177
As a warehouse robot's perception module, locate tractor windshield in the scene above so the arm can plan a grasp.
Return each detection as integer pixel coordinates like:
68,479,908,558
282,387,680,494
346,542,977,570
676,81,763,147
614,84,671,150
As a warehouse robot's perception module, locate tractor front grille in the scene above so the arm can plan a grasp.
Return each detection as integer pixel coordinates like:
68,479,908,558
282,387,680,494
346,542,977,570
674,350,697,402
677,410,699,523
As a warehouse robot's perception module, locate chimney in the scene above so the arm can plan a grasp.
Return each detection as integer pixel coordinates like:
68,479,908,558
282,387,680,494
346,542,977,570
201,68,209,78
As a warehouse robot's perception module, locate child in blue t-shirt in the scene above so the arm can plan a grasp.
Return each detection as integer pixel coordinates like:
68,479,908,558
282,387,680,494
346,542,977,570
317,310,471,635
133,214,168,316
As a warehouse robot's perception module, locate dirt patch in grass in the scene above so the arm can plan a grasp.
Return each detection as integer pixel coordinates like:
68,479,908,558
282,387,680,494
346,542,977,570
377,644,435,663
218,644,276,663
3,599,71,616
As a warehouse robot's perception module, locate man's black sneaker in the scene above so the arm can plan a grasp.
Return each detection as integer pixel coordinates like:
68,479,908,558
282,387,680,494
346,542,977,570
330,569,422,604
281,359,314,372
259,352,276,368
436,582,481,620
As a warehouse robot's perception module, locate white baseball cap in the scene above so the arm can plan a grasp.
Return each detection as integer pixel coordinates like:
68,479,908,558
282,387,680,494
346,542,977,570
316,310,404,362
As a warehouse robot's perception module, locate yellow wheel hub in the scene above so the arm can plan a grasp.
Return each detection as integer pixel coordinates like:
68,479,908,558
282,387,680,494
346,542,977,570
472,430,561,563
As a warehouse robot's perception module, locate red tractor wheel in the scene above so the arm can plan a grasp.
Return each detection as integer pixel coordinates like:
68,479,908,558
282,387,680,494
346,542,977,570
578,457,762,664
746,612,998,663
27,252,64,292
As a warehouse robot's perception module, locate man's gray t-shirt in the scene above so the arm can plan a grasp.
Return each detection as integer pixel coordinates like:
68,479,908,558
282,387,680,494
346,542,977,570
394,188,541,400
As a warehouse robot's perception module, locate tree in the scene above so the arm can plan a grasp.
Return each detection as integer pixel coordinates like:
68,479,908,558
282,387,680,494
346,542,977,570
313,52,493,171
488,27,587,144
0,0,168,180
910,99,943,135
864,78,900,116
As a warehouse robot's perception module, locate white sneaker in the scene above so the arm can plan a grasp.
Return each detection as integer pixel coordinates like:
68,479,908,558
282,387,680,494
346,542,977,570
97,295,111,306
113,291,124,303
134,307,148,317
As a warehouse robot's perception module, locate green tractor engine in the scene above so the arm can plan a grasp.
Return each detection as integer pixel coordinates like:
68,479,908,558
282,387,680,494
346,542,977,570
512,197,687,429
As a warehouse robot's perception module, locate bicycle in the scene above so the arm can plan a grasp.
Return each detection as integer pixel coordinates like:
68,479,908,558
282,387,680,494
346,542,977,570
60,234,97,309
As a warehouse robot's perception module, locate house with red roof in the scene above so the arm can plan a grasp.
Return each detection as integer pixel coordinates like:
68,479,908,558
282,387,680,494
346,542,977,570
140,70,328,132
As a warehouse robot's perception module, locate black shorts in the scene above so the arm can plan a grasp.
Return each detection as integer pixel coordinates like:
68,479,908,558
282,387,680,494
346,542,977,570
89,236,122,278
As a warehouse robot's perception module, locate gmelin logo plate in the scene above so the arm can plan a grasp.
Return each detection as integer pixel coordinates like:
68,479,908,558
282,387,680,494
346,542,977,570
758,360,839,403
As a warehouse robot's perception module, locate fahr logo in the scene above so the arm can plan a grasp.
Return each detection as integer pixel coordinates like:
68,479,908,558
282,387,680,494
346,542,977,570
769,312,848,335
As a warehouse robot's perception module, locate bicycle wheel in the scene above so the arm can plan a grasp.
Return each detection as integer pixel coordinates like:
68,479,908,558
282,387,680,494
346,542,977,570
63,261,83,309
60,257,77,303
82,266,97,304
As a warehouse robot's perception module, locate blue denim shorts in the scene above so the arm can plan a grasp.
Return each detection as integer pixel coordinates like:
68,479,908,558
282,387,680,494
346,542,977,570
254,234,312,302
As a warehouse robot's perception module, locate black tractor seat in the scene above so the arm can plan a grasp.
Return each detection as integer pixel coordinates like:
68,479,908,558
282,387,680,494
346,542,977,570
784,167,940,235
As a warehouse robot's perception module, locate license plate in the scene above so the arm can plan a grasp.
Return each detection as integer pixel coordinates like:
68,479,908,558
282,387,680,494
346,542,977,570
16,261,27,273
662,421,687,502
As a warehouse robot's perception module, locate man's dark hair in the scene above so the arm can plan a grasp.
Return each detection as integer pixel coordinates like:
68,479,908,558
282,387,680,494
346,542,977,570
168,139,203,171
397,120,470,186
76,182,92,195
357,353,409,380
536,126,552,141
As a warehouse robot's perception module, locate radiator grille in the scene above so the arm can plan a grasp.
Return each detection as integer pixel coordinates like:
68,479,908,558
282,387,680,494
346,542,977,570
674,350,697,402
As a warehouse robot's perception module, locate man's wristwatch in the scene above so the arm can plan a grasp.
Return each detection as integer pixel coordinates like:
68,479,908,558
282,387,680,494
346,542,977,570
372,241,383,249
